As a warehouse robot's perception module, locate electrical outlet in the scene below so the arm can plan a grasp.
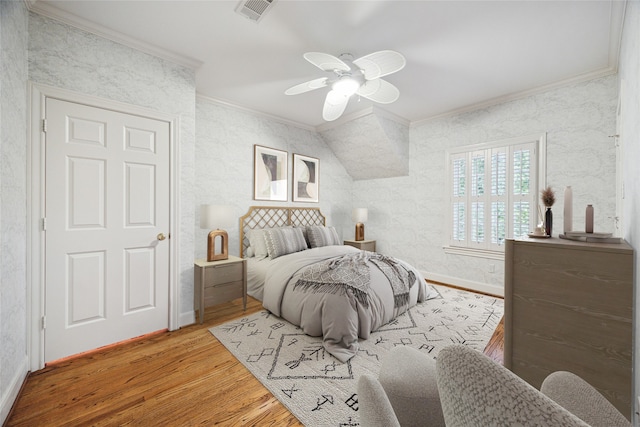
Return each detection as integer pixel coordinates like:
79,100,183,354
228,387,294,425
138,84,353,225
489,264,496,273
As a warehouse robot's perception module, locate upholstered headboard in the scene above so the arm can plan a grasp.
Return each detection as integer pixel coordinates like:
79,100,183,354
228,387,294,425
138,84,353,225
239,206,326,257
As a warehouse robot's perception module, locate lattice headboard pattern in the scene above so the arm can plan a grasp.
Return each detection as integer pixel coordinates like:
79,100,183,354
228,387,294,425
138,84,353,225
239,206,326,257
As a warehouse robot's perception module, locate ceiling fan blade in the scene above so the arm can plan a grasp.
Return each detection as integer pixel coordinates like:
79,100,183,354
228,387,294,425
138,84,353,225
284,77,328,95
322,90,350,121
356,79,400,104
353,50,406,80
304,52,350,72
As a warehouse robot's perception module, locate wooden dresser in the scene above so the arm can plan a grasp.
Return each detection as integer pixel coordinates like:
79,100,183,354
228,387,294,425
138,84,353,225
504,237,633,419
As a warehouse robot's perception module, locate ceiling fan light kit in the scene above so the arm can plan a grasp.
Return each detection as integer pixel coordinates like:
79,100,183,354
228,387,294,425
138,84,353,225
285,50,406,122
332,76,360,96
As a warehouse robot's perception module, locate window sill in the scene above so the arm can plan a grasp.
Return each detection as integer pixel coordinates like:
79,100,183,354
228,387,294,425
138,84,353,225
443,246,505,260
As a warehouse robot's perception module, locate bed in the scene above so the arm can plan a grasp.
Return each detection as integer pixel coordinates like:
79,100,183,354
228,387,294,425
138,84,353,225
240,206,436,362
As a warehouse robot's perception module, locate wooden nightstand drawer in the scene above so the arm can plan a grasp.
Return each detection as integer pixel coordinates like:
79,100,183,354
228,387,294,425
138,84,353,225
204,280,244,306
194,256,247,324
204,263,243,286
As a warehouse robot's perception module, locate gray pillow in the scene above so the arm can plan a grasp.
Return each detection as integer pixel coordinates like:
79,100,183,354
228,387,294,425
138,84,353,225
263,227,308,259
306,225,340,248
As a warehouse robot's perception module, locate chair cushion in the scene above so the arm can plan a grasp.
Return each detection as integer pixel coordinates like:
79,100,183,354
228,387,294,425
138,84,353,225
378,346,445,427
541,371,630,427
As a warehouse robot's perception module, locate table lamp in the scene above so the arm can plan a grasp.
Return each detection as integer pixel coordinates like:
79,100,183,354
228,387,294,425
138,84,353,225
200,204,234,261
352,208,368,241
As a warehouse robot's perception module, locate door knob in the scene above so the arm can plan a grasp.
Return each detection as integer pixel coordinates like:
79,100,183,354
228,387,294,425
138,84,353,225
157,233,166,241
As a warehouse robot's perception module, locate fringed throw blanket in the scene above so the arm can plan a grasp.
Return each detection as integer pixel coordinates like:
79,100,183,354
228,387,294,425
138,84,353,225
294,252,416,309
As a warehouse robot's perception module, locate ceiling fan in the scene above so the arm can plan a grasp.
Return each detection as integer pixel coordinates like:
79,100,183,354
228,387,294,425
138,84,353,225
285,50,406,122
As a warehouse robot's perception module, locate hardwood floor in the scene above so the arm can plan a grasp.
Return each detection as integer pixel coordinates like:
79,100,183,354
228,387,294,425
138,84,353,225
6,287,504,426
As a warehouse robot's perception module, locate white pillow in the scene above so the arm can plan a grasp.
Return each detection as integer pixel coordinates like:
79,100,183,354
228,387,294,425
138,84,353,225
306,225,341,248
247,229,268,259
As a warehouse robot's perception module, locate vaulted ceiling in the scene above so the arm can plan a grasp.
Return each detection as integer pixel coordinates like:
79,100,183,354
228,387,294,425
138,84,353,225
30,1,625,130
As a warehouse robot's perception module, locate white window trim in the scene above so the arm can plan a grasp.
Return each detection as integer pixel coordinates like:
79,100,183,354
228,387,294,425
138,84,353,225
444,133,547,260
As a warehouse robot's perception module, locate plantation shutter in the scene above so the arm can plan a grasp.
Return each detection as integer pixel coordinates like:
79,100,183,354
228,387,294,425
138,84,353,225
447,137,539,253
490,147,508,249
451,153,466,246
470,151,486,246
511,143,535,240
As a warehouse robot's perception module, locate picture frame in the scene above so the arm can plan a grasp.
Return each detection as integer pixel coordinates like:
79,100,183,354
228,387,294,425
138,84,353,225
254,145,288,201
292,153,319,203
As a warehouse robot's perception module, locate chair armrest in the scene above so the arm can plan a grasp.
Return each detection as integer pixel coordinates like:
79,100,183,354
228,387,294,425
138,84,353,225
357,374,401,427
541,371,630,427
436,345,590,426
378,346,445,427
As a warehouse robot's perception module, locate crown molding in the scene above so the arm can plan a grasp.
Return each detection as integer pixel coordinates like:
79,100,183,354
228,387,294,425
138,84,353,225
315,105,409,133
195,93,316,132
315,107,374,132
26,0,203,70
608,0,626,69
411,66,618,128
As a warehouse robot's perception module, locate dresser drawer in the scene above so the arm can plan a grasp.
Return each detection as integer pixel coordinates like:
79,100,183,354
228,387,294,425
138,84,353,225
204,263,243,286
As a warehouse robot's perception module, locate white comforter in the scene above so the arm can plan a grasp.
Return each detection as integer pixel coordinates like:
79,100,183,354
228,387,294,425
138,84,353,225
261,245,430,362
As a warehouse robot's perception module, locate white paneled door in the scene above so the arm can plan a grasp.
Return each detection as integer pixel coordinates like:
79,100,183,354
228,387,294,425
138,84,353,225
44,98,170,362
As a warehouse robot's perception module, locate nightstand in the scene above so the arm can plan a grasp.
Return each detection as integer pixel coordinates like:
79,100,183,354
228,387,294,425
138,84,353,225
194,255,247,324
344,239,376,252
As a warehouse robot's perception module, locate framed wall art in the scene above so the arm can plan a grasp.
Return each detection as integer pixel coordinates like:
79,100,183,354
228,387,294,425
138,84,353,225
254,145,288,201
293,153,319,203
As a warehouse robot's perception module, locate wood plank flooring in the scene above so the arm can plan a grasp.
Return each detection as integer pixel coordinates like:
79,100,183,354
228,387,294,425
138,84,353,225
6,287,504,426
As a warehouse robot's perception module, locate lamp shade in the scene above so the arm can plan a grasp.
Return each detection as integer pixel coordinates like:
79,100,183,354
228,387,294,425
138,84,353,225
200,205,234,230
351,208,368,223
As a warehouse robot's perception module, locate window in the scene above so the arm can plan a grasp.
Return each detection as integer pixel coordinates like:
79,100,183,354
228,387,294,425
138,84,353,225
446,134,546,258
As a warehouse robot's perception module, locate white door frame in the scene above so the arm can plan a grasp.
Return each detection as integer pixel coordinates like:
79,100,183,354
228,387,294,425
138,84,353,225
27,82,181,371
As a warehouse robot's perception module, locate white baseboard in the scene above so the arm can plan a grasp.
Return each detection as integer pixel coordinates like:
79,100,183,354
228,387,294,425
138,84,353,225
421,271,504,298
1,355,29,425
179,310,195,328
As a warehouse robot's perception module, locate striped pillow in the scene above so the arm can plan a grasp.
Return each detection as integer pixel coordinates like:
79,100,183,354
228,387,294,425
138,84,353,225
263,227,308,259
306,226,340,248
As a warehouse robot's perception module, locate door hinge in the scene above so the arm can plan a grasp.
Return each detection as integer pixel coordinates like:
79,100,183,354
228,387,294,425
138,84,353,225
42,119,47,133
41,316,46,330
42,217,47,231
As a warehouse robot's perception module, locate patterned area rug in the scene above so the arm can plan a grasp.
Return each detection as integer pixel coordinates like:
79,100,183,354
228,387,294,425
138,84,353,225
209,284,503,426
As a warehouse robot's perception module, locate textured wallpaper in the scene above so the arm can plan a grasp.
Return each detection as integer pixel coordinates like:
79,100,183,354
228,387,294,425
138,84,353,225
319,111,410,180
194,97,354,259
0,0,29,421
28,13,197,318
1,4,636,422
618,1,640,422
352,75,618,292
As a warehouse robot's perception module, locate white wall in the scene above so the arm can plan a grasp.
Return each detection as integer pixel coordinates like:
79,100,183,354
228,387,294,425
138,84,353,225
27,13,197,321
0,0,29,423
194,97,354,258
352,75,618,295
618,1,640,422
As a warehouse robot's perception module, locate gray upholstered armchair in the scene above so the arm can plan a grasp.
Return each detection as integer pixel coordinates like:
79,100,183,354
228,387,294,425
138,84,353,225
358,345,630,427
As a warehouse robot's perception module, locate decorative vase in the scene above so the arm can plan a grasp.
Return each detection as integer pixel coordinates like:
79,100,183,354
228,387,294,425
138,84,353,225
563,186,572,233
545,207,553,237
586,204,594,233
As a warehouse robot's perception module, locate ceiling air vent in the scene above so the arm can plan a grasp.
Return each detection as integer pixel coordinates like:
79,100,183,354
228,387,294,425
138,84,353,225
235,0,277,23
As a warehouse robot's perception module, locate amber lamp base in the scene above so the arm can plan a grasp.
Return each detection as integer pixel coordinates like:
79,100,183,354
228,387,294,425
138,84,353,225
207,229,229,261
355,223,365,241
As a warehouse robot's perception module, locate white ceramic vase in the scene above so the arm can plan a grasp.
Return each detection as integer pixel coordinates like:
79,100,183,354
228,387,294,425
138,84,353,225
563,186,572,233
